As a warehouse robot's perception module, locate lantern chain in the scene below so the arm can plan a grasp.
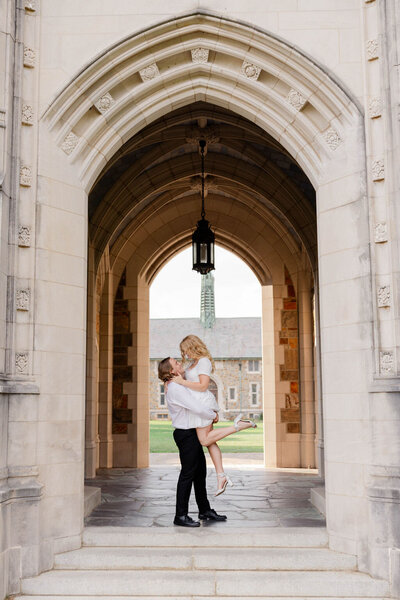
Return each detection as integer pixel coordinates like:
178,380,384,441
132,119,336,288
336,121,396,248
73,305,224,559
200,139,206,219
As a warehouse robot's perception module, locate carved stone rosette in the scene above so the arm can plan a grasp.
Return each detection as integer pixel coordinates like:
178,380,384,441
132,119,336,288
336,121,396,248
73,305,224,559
380,351,394,375
191,48,209,64
18,226,31,247
24,0,37,11
374,222,388,243
61,132,79,155
366,38,379,61
15,352,29,374
16,289,30,311
285,89,306,112
20,165,32,187
377,285,391,308
139,63,160,82
94,92,115,114
185,126,220,146
372,158,384,181
323,127,342,151
23,47,36,68
22,104,34,125
368,97,382,119
240,60,261,80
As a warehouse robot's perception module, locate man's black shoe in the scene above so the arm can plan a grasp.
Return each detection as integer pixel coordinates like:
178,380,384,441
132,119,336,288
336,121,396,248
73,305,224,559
173,515,200,527
198,508,227,521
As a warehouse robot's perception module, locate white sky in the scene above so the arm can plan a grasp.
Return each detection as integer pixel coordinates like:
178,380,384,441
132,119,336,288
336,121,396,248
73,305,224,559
149,246,261,318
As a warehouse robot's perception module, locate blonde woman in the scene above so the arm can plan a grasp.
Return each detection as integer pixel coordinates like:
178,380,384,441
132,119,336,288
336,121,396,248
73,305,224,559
171,334,256,496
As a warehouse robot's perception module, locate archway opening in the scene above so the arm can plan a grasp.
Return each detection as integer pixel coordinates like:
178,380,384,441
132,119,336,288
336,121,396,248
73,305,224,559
85,100,318,477
148,245,264,464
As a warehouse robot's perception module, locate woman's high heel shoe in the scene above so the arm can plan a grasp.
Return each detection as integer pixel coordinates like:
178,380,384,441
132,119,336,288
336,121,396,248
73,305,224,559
215,472,233,496
234,414,257,430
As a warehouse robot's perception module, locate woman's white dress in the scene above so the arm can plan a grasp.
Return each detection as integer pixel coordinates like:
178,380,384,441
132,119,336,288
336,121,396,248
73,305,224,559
186,357,219,429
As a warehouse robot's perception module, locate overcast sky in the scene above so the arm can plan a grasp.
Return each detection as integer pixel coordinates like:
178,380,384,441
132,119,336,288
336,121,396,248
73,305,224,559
149,246,261,319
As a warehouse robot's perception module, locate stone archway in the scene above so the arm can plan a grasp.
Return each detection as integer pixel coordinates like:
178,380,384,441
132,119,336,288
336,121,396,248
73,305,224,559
38,10,371,572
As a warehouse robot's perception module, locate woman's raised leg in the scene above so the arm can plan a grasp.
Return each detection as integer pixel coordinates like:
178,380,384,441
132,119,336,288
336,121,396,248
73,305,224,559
196,420,252,448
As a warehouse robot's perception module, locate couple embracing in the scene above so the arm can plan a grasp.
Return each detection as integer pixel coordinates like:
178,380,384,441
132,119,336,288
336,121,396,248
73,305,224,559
158,334,257,528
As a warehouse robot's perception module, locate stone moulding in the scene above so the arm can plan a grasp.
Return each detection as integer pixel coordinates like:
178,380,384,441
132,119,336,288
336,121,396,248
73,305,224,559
372,158,384,181
368,97,382,119
380,351,395,375
323,127,342,151
16,289,30,311
61,132,79,155
15,352,29,374
18,226,31,247
240,60,262,80
139,63,160,82
20,165,32,187
22,104,34,125
23,47,36,68
94,92,115,114
285,89,306,112
191,48,209,63
374,222,388,243
377,285,391,308
366,38,379,61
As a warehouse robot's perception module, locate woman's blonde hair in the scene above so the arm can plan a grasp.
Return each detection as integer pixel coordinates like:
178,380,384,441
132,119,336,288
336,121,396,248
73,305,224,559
180,335,215,372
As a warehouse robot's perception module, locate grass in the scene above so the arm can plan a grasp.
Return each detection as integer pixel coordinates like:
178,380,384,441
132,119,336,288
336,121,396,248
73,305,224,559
150,420,263,453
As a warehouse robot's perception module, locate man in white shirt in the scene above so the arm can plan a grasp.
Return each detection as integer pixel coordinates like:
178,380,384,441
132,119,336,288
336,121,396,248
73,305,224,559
158,356,227,527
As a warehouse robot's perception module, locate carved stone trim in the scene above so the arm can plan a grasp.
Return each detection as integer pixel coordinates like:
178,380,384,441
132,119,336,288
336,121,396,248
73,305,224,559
285,89,306,111
24,0,37,11
22,104,34,125
18,226,31,247
191,48,209,64
368,96,382,119
16,289,30,311
23,47,36,68
377,285,391,308
61,132,79,155
20,165,32,187
380,351,394,375
139,63,160,82
15,352,29,374
366,38,379,61
240,60,261,80
372,158,385,181
323,127,342,150
375,222,388,243
185,126,220,145
94,92,115,114
0,109,5,128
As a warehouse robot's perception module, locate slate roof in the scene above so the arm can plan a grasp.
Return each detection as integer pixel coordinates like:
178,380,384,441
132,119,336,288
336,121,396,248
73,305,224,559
150,317,261,359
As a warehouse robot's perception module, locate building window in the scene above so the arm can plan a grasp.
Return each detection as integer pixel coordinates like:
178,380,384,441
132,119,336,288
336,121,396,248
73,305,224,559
228,386,236,402
157,413,168,420
250,383,259,405
159,383,166,406
248,359,261,373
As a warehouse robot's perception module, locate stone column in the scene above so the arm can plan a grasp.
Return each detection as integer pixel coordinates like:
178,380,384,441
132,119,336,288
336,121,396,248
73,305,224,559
261,284,278,467
85,249,99,478
98,271,114,468
298,267,316,469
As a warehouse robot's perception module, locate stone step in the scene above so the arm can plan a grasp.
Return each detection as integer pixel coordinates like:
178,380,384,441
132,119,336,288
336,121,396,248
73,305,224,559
18,597,393,600
20,569,390,597
82,526,329,548
54,546,357,571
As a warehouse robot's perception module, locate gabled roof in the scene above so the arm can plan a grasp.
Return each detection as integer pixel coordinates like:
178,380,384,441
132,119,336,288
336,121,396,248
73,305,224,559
150,317,261,359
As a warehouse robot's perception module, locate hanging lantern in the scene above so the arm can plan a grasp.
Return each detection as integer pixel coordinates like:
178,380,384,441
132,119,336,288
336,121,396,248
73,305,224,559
192,139,215,274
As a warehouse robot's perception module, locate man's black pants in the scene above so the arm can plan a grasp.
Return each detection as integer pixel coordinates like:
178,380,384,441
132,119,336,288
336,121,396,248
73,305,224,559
173,428,211,517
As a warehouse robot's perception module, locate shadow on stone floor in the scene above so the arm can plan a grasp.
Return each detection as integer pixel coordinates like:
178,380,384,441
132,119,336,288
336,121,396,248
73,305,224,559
84,463,326,528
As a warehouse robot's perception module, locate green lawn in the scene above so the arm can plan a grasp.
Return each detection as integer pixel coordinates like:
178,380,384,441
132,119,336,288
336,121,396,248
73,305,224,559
150,420,263,453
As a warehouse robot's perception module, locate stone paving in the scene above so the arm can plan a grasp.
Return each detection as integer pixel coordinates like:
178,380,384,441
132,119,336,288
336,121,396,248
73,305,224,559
85,458,326,529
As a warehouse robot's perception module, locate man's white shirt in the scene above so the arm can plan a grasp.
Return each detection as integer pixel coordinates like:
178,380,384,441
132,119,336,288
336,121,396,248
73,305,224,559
166,382,216,429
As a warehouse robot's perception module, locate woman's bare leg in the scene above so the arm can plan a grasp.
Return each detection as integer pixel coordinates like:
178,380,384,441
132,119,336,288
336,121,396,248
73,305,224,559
196,420,252,448
196,425,227,492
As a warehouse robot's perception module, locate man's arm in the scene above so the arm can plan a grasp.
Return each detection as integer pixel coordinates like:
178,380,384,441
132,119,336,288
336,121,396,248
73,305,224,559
167,383,216,420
